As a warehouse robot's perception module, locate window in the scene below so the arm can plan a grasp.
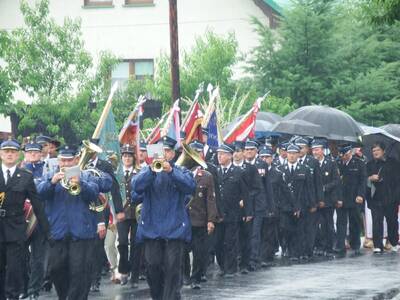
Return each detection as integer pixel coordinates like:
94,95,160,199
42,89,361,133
125,0,154,5
111,59,154,88
84,0,113,7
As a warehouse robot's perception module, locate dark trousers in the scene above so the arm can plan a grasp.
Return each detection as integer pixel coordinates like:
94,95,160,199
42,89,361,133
144,239,184,300
185,226,208,283
89,238,106,286
259,217,277,263
0,241,26,300
315,208,334,253
336,207,362,251
304,210,318,256
48,239,93,300
239,219,252,269
280,212,303,258
371,203,399,249
117,218,140,282
214,222,239,274
28,228,47,296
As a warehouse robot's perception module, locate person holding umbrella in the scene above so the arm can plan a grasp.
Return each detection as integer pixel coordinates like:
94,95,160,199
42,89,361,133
366,142,400,253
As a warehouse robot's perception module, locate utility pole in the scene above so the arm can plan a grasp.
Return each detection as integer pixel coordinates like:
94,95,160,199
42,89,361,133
169,0,180,104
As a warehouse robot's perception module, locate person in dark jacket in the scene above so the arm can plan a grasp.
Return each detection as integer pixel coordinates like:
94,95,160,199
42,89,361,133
366,142,400,253
131,136,196,300
311,139,340,257
37,145,108,300
278,144,314,261
336,145,367,257
184,140,218,289
0,139,50,300
214,143,249,277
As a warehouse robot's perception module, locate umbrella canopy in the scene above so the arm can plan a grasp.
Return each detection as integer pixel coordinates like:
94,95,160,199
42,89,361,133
222,119,274,136
256,111,283,123
380,124,400,139
271,119,328,138
361,124,400,161
282,105,363,142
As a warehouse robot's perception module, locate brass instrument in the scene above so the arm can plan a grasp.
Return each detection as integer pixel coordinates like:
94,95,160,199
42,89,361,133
135,143,207,220
151,159,165,172
61,140,103,196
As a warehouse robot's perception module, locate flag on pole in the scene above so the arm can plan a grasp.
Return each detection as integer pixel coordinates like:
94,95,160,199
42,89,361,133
162,99,181,147
146,112,168,145
202,86,223,148
181,100,203,144
119,95,146,145
223,94,268,143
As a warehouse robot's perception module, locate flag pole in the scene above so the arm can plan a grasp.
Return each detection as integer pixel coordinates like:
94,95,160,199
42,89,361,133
92,82,119,139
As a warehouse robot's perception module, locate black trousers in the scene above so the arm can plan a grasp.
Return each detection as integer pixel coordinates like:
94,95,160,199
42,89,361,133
315,208,334,253
88,238,107,287
183,226,208,283
239,219,253,269
304,210,318,256
117,218,140,282
336,207,362,251
0,240,26,300
371,203,399,249
214,222,239,274
27,228,47,296
280,212,303,258
259,217,277,263
48,239,93,300
144,239,184,300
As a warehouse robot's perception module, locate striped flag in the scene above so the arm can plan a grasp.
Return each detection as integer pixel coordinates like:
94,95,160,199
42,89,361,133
119,95,146,146
181,100,203,144
223,94,268,143
162,99,181,148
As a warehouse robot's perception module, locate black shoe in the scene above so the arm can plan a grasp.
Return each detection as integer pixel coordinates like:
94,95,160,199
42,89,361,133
90,284,100,292
289,257,299,263
261,261,274,268
42,280,52,292
324,252,335,259
299,256,309,263
200,275,207,282
240,268,249,274
248,264,256,272
131,282,139,289
351,249,362,257
191,282,201,290
139,275,146,281
183,277,191,286
19,294,28,299
29,295,38,300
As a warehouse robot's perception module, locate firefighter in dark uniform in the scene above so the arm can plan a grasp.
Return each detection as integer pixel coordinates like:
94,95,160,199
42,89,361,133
366,142,400,253
201,128,218,165
214,143,250,277
243,140,276,270
184,140,218,289
311,139,341,258
335,145,366,257
117,144,141,287
273,141,288,167
295,137,322,259
0,139,50,300
278,144,314,261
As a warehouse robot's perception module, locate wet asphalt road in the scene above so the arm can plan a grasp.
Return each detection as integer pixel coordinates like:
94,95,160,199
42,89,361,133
41,249,400,300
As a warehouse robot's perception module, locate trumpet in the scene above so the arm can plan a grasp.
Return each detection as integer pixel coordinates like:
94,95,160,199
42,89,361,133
151,158,165,172
60,140,103,196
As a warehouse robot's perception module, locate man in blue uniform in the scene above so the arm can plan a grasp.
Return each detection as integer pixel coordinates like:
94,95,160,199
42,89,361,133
37,145,108,300
132,136,196,300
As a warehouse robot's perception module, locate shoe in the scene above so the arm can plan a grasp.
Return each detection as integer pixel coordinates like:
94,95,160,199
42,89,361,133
224,273,235,279
391,245,399,252
120,274,128,286
42,280,52,292
29,295,38,300
351,249,362,257
90,284,100,292
139,274,146,281
19,294,28,299
240,268,249,274
373,248,382,254
324,252,334,259
384,240,392,251
131,282,139,289
363,238,374,249
289,257,299,263
191,282,201,290
200,275,207,282
261,261,274,268
299,256,309,263
183,277,191,286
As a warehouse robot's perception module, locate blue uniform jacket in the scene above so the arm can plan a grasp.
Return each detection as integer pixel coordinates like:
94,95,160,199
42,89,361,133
24,161,45,179
37,171,100,240
131,165,196,242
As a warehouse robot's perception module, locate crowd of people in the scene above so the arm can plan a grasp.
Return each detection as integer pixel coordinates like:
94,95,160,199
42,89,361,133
0,127,399,300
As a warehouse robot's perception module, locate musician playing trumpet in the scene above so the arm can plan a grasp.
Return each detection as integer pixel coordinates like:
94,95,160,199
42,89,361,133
132,136,196,300
37,145,111,300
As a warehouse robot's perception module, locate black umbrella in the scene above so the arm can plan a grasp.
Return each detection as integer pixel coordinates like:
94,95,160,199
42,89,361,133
361,124,400,161
380,124,400,139
283,105,363,142
271,119,328,138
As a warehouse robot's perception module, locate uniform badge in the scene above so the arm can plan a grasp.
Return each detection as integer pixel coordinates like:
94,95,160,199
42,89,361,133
325,172,329,176
0,192,5,206
17,173,21,177
198,192,203,198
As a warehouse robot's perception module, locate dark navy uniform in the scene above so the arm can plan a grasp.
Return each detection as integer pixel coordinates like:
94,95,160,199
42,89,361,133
336,153,366,254
0,140,50,300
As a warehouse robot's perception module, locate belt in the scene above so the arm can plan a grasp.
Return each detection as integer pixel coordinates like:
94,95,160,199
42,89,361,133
0,209,24,218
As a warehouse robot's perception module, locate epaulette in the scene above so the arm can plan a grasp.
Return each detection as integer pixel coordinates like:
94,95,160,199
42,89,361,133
20,167,32,174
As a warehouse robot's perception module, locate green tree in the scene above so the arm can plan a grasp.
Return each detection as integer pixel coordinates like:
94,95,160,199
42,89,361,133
363,0,400,25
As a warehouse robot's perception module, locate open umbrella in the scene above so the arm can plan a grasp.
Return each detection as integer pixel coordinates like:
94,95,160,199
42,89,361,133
283,105,363,142
361,124,400,161
271,119,328,138
380,124,400,139
256,111,283,123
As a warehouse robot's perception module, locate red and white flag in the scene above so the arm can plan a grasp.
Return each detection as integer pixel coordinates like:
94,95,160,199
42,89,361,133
181,100,203,144
118,95,146,145
223,94,268,143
